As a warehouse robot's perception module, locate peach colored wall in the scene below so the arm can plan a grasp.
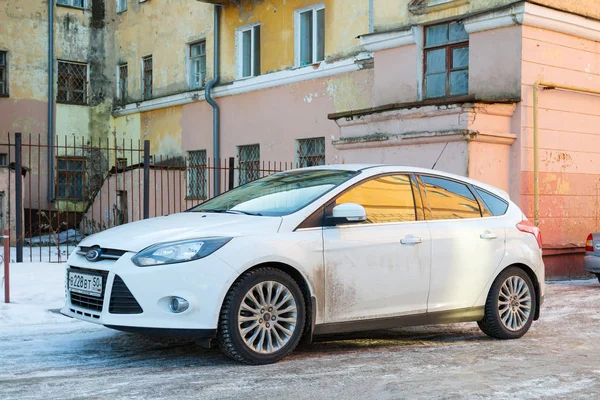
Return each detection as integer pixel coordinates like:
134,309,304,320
467,141,511,193
374,45,418,106
181,69,374,164
520,26,600,249
468,26,522,100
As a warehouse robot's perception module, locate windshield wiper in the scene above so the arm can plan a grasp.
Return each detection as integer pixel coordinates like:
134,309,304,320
201,209,263,216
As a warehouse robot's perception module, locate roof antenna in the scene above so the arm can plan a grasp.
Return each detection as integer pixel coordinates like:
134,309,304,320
431,142,449,170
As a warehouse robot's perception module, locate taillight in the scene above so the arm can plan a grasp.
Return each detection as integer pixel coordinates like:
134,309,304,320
586,234,594,252
517,220,543,249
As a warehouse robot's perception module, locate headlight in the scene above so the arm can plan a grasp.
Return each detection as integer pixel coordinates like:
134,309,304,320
132,237,232,267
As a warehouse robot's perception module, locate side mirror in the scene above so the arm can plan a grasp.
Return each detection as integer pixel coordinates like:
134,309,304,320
328,203,367,225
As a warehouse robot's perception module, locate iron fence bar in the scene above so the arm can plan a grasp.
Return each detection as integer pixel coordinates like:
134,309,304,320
15,132,22,262
28,133,32,262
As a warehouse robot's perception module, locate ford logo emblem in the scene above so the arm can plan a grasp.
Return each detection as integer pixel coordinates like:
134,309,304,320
85,249,102,262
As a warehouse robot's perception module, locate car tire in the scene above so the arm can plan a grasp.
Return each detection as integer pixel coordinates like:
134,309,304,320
478,267,536,340
217,267,306,365
595,273,600,284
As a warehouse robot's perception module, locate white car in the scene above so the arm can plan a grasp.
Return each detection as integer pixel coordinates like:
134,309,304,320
62,165,545,364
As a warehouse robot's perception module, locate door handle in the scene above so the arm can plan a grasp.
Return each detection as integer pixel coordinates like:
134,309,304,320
480,232,498,240
401,236,422,245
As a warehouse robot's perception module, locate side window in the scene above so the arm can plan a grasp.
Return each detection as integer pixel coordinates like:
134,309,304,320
420,175,481,220
334,175,416,224
474,187,508,216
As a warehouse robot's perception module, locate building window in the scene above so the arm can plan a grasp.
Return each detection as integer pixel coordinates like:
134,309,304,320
57,61,88,105
0,51,7,97
0,153,7,167
236,23,261,79
117,63,128,104
142,56,152,100
238,144,260,185
187,150,207,199
116,0,127,13
424,21,469,99
295,4,325,67
189,41,206,89
56,0,87,8
56,158,86,200
296,137,325,168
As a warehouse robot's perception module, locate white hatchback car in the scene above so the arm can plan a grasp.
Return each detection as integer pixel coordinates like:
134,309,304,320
62,165,545,364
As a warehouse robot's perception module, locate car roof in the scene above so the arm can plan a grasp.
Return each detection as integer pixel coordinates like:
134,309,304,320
289,164,510,201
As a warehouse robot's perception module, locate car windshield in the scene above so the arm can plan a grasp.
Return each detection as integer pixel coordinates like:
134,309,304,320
190,169,358,216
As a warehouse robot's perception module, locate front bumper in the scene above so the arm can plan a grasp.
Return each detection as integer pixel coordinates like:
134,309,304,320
584,255,600,274
61,251,238,335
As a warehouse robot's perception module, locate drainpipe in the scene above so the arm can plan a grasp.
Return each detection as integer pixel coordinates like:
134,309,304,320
205,5,221,196
532,81,600,227
47,0,55,202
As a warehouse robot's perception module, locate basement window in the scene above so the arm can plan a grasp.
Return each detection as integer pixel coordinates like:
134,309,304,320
0,51,7,97
236,23,261,79
424,21,469,99
296,137,325,168
57,61,88,105
142,56,152,100
238,144,260,185
56,157,86,200
189,41,206,89
56,0,87,9
187,150,207,200
295,4,325,67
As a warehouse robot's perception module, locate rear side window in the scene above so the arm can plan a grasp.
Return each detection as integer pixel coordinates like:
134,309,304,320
419,175,481,220
335,174,416,223
474,187,508,216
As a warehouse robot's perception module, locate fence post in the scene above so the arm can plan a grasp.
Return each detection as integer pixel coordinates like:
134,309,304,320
3,230,9,303
228,157,235,191
143,140,150,219
15,133,22,263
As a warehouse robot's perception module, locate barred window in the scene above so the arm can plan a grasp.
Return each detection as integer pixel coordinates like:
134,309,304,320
238,144,260,185
187,150,207,199
0,51,7,96
297,137,325,168
57,61,88,105
189,41,206,89
57,0,86,8
142,56,152,100
56,157,86,200
118,63,128,104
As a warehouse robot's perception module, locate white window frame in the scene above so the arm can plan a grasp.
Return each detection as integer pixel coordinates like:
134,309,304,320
187,40,207,90
56,0,88,9
235,22,261,80
116,0,127,13
294,3,325,67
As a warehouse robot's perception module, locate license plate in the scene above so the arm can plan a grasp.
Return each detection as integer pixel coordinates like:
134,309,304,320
68,271,103,297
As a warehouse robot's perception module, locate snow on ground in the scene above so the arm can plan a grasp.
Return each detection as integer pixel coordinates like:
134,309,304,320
1,263,600,399
0,262,70,329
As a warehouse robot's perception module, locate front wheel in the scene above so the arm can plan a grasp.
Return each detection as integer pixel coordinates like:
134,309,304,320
478,267,536,339
217,267,306,364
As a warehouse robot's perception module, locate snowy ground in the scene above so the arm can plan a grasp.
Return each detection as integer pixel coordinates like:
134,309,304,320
1,263,600,399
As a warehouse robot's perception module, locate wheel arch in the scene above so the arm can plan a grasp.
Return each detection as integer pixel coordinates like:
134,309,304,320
502,263,542,321
223,261,317,343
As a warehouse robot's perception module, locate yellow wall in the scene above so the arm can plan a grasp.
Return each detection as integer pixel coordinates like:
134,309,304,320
220,0,369,82
141,107,184,158
115,0,215,102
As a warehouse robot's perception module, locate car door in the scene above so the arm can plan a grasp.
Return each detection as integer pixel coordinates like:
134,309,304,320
323,174,431,323
417,175,506,313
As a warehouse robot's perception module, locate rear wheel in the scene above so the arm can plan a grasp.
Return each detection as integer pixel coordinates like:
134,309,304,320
217,267,306,365
595,273,600,284
478,267,536,339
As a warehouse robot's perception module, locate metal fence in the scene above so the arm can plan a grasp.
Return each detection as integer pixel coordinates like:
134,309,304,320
2,133,293,262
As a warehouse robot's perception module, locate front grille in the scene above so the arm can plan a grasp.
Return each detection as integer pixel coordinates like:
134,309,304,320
77,246,128,261
68,267,109,312
109,275,143,314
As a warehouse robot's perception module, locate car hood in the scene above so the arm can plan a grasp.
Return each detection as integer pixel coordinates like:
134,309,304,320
78,212,283,252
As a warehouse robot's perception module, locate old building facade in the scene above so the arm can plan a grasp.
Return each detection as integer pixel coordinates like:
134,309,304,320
1,0,600,276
